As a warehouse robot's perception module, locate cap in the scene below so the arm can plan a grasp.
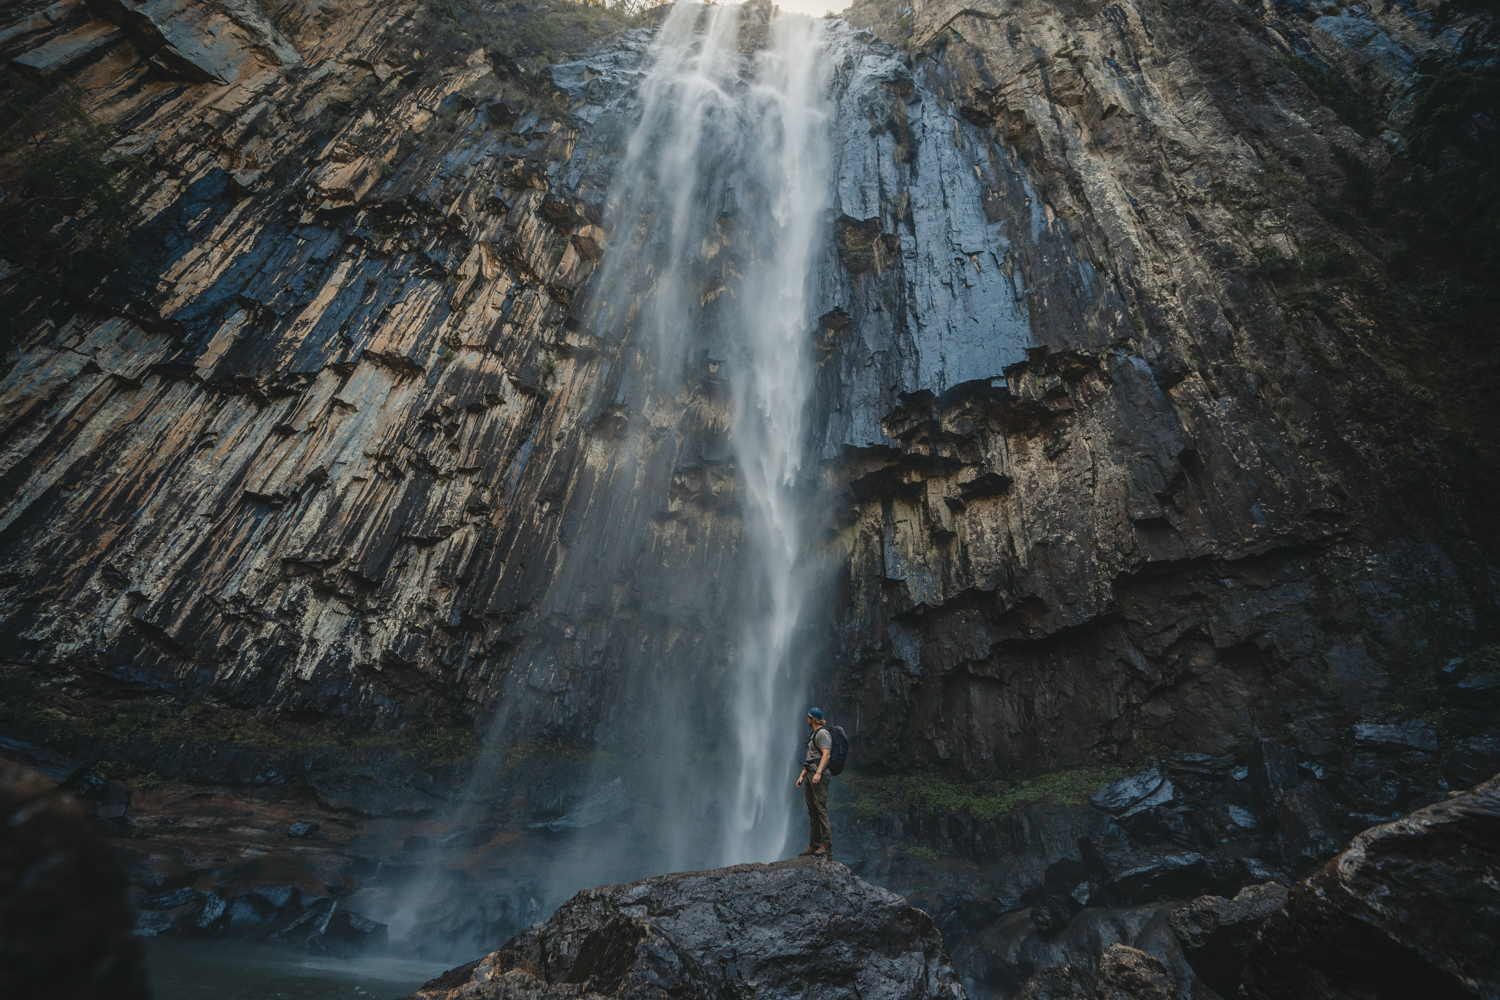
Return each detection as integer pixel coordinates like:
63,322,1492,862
807,707,823,720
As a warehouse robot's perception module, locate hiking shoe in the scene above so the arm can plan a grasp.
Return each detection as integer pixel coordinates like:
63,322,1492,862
812,846,832,858
798,846,819,857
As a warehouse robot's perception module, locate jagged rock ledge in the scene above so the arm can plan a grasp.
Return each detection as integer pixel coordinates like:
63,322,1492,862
404,856,968,1000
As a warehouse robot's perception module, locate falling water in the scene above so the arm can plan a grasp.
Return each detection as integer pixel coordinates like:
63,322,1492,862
384,4,838,951
587,0,834,865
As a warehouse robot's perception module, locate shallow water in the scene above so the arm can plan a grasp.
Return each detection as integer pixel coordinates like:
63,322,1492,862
144,937,452,1000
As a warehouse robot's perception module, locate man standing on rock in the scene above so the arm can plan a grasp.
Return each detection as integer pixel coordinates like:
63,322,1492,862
796,707,833,857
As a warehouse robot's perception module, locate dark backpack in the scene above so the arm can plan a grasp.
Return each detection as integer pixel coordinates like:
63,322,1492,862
803,725,851,776
826,725,850,776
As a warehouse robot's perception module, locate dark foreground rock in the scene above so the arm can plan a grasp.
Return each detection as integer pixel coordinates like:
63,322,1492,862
1241,774,1500,999
0,760,150,1000
1013,945,1196,1000
406,856,967,1000
1167,884,1287,996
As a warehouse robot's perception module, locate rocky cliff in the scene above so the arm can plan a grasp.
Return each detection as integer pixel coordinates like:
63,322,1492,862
1,0,1495,783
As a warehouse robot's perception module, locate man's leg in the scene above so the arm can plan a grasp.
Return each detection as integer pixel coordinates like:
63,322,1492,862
811,777,831,852
804,772,818,850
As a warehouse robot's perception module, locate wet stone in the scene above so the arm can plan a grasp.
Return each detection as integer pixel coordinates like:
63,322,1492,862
1091,769,1176,818
404,857,965,1000
1351,721,1439,755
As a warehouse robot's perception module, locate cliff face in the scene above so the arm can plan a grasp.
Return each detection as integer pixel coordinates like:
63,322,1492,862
0,0,1493,778
823,0,1497,776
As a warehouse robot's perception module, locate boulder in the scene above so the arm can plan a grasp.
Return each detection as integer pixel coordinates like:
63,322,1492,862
1092,770,1177,818
1168,884,1288,995
0,760,150,1000
960,903,1198,998
1103,849,1207,905
1013,945,1194,1000
403,857,967,1000
1241,774,1500,999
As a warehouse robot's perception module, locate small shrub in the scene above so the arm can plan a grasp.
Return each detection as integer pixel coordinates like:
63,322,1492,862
0,69,153,267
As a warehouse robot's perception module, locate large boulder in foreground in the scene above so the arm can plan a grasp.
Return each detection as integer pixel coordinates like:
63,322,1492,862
406,856,967,1000
0,760,150,1000
1241,774,1500,999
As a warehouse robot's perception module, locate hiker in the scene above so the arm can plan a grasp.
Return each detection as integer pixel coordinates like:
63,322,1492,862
796,707,833,857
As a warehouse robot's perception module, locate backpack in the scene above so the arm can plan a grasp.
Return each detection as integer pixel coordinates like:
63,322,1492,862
826,725,850,776
803,725,851,776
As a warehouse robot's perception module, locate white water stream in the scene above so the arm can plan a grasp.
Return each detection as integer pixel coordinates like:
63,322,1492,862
382,4,838,952
591,0,834,864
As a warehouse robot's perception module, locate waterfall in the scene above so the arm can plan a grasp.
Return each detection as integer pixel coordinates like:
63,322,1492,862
587,0,834,865
383,5,838,951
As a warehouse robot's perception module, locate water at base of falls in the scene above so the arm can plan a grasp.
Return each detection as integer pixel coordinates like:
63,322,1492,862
145,937,447,1000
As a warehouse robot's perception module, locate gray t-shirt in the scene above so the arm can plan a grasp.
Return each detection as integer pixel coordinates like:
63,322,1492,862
804,727,832,771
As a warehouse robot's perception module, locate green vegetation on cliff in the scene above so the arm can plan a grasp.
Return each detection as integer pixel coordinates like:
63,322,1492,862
840,765,1127,821
0,69,150,268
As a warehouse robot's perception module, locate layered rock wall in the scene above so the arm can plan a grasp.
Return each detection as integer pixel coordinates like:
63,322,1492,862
0,0,1494,779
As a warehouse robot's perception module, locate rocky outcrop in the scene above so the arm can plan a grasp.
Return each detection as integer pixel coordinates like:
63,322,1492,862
0,759,151,1000
1239,774,1500,1000
1167,883,1286,997
405,857,968,1000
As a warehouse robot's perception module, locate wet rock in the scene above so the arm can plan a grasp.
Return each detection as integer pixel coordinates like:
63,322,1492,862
526,776,628,833
1274,783,1347,871
0,736,79,782
0,0,1485,809
960,903,1197,998
1454,674,1500,703
404,857,967,1000
1241,774,1500,999
0,760,150,1000
1168,884,1288,996
1443,735,1500,788
1351,721,1439,756
1103,850,1207,905
1092,770,1177,819
1031,895,1076,936
1012,945,1194,1000
89,0,301,84
1248,741,1299,816
287,820,321,837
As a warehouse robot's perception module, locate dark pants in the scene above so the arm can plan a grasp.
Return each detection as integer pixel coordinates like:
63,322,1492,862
804,770,831,850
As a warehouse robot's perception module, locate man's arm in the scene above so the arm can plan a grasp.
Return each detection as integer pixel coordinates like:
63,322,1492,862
813,745,831,782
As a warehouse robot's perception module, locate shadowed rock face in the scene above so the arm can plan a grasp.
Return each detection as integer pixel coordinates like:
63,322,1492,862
403,856,968,1000
0,0,1494,782
1239,774,1500,1000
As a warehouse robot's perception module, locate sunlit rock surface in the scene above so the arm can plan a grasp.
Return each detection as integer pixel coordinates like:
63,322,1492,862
403,856,968,1000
